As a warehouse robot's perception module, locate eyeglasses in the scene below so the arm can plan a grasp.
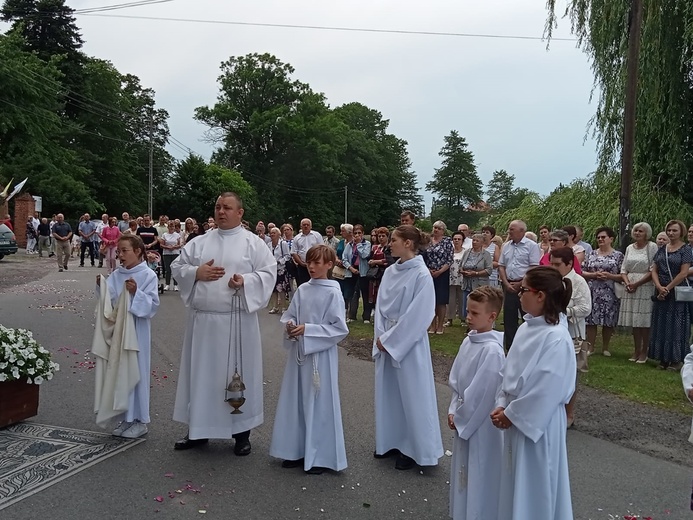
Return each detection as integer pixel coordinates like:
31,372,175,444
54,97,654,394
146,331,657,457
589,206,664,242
518,286,539,295
596,235,609,240
548,238,561,242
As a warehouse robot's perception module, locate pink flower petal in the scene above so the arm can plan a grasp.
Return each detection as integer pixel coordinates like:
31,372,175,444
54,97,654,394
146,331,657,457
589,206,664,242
154,496,164,502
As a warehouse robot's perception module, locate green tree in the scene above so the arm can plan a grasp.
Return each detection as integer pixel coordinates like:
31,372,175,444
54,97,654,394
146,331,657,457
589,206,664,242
159,154,257,222
546,1,693,204
490,171,692,246
0,32,95,216
486,169,535,214
426,131,482,225
198,54,424,228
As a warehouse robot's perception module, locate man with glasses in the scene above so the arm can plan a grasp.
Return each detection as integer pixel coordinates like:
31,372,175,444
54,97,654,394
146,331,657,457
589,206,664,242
457,223,473,249
498,220,541,349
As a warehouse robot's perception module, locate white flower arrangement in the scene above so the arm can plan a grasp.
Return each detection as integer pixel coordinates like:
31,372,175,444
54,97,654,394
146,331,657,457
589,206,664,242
0,325,59,384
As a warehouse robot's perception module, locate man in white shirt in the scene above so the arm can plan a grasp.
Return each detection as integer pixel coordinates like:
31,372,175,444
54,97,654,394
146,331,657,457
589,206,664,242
457,223,473,249
498,220,541,350
290,218,323,286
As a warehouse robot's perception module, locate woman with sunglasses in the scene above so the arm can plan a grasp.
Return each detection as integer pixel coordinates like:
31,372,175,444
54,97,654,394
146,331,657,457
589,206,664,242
539,230,583,275
491,266,575,519
582,227,624,356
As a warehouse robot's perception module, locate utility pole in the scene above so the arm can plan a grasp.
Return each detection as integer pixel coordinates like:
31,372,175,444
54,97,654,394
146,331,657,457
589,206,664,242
343,186,347,223
148,116,154,216
618,0,643,252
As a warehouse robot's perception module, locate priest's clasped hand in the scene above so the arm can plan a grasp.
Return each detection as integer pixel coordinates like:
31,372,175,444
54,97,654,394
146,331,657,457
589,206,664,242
228,274,244,289
490,407,512,429
447,413,456,430
375,338,388,353
196,259,225,281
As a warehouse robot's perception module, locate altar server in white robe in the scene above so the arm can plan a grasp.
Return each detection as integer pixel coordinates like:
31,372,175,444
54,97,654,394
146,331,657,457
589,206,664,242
491,266,575,520
270,245,349,474
171,192,276,455
97,234,160,438
448,286,505,520
373,225,444,470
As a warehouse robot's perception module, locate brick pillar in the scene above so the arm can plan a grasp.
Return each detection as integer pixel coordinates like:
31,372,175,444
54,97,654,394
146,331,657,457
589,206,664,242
14,193,35,248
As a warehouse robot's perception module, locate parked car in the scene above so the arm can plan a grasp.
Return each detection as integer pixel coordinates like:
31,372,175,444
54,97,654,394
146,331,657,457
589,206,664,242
0,223,18,260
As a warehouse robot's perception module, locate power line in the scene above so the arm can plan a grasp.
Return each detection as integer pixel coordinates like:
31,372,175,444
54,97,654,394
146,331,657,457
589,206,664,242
78,13,577,42
74,1,174,15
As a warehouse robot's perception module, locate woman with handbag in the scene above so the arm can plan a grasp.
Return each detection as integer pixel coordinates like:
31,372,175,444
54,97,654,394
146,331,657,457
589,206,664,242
459,233,493,317
649,220,693,371
549,247,591,428
367,227,393,312
342,225,372,324
445,231,466,327
268,227,292,314
618,222,658,363
582,226,624,356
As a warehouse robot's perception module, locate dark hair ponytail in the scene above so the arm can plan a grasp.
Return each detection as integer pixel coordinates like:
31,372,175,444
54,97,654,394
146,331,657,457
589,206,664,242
393,225,430,251
524,266,573,325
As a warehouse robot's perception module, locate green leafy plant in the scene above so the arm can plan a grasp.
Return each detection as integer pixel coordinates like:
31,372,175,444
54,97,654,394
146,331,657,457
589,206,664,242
0,325,59,384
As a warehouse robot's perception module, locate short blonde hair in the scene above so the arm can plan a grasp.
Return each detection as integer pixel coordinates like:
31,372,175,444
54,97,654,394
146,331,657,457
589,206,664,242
631,222,652,240
525,231,538,242
433,220,447,232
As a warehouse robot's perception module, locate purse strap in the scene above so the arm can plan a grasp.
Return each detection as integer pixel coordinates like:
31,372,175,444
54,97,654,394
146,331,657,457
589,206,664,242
664,247,691,287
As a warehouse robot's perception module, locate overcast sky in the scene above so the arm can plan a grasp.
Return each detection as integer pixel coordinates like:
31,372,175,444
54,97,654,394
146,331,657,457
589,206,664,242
8,0,599,211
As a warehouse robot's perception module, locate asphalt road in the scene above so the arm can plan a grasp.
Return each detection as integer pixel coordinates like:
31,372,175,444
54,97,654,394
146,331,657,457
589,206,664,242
1,254,691,519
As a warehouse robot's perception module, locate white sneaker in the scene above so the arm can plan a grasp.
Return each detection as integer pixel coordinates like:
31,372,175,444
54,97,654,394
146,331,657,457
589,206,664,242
112,421,132,437
363,320,371,324
121,421,148,438
173,285,179,292
163,285,170,291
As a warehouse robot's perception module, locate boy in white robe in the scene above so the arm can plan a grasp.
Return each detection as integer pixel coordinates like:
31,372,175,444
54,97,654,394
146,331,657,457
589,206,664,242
491,267,575,520
96,235,160,438
373,225,444,470
448,286,505,520
270,245,349,474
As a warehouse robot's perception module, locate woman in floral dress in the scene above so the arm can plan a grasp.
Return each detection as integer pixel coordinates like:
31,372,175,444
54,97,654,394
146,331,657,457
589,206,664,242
648,220,693,370
618,222,658,363
425,220,453,334
582,227,624,356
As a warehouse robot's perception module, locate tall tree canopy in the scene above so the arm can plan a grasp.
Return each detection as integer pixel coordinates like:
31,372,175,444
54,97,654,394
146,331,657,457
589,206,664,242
0,0,173,218
196,53,423,228
546,1,693,204
426,130,483,226
486,169,534,215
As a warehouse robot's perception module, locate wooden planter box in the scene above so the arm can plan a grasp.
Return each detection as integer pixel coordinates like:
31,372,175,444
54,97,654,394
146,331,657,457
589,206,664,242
0,378,40,428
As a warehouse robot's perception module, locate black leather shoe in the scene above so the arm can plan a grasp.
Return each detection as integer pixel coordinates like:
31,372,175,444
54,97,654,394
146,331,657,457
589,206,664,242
395,454,416,471
281,458,304,469
305,467,325,475
234,438,251,456
373,448,399,459
174,435,209,450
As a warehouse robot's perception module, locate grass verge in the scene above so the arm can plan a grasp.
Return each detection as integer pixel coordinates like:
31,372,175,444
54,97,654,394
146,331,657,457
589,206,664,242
347,317,691,415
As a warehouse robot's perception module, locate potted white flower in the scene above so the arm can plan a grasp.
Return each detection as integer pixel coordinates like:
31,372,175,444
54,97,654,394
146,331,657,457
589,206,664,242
0,325,59,427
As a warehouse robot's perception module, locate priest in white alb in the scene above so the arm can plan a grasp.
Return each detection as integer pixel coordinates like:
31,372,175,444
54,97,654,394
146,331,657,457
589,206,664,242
171,192,276,455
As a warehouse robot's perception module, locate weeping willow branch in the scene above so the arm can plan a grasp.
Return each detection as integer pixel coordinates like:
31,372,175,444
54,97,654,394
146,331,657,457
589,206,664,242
546,0,693,204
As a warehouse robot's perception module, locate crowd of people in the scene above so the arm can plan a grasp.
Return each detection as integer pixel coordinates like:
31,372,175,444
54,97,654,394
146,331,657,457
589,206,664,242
11,197,693,519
